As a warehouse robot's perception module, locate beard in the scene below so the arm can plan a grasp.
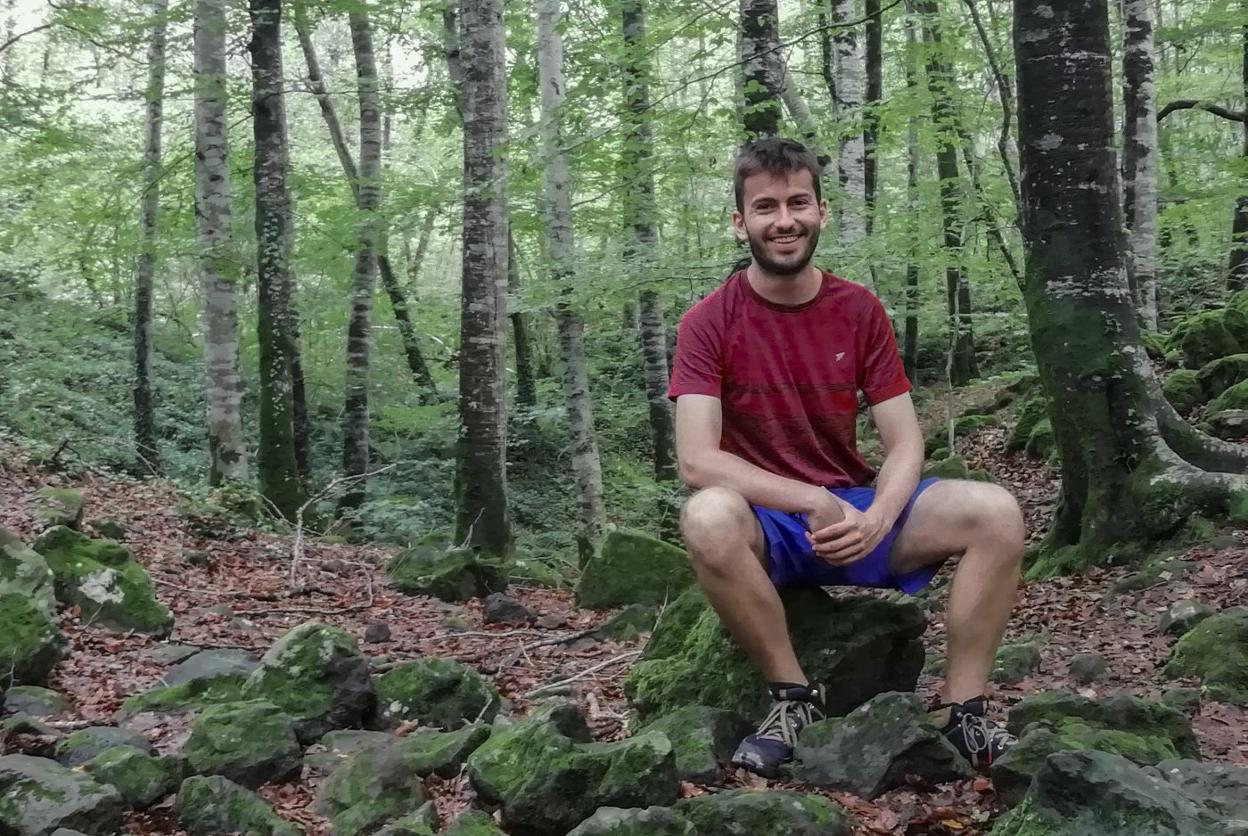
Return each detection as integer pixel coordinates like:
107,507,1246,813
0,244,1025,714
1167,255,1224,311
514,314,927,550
745,225,821,276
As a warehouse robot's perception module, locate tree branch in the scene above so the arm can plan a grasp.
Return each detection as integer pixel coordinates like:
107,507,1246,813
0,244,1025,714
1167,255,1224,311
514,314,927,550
1158,100,1247,123
0,23,54,54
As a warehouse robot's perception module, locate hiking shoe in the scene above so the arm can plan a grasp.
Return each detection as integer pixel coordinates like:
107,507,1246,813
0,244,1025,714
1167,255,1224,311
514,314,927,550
731,682,825,778
928,695,1016,771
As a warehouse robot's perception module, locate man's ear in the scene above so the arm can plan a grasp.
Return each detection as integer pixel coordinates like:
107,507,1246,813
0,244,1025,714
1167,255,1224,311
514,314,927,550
818,200,829,229
732,210,747,242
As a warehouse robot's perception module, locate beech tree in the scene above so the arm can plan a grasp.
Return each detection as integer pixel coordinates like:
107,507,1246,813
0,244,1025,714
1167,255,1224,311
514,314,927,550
1122,0,1160,328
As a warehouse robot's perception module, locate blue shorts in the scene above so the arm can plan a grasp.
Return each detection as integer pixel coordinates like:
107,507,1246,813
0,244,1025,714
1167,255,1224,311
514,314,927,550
752,478,941,595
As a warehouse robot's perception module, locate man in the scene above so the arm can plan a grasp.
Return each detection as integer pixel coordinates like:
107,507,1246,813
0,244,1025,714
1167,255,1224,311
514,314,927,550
668,137,1025,778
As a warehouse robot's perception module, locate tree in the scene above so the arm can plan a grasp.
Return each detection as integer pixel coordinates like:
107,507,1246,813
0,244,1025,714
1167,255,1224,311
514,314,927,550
1015,0,1248,567
249,0,306,519
132,0,168,474
507,231,537,408
454,0,510,557
739,0,782,139
1230,15,1248,290
863,0,882,233
193,0,246,485
832,0,866,245
1122,0,1160,328
903,14,922,383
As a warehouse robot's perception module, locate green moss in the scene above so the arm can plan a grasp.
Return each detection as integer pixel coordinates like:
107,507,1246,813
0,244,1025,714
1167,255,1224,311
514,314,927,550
175,775,301,836
643,586,709,661
184,700,302,789
924,414,1001,457
674,789,852,835
1196,353,1248,399
1140,331,1169,361
575,529,693,610
84,746,184,807
1161,369,1204,414
1163,608,1248,705
1207,378,1248,415
1169,309,1243,368
443,810,506,836
922,455,993,481
1006,691,1199,759
374,658,499,730
386,546,506,602
1007,395,1049,452
119,674,248,718
0,592,66,688
1024,418,1056,460
36,488,84,529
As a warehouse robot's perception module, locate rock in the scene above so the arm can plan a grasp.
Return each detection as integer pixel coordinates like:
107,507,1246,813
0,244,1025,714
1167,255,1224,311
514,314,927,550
567,806,694,835
1163,607,1248,705
627,588,926,722
638,705,752,783
1006,691,1200,759
1150,758,1248,823
921,455,993,481
1142,330,1169,360
88,520,126,541
303,729,395,777
466,703,679,835
1162,369,1205,414
183,700,301,789
242,621,376,742
387,546,506,602
924,414,1000,457
181,550,212,567
507,557,568,589
0,754,125,836
794,692,971,798
537,614,566,629
590,605,657,642
1160,599,1215,637
174,775,300,836
55,726,153,768
161,648,259,687
364,622,392,643
1067,652,1108,686
575,529,693,610
443,809,508,835
1160,687,1202,715
442,613,471,632
118,673,250,720
1024,418,1056,460
483,593,536,625
368,803,439,836
990,641,1042,685
146,644,199,665
32,526,172,636
673,789,852,835
1197,353,1248,398
1111,558,1197,594
1205,409,1248,441
373,657,500,730
82,746,185,808
4,686,69,717
1208,378,1248,415
1006,395,1049,452
2,713,62,756
0,593,66,690
36,488,84,530
1170,308,1244,370
643,587,712,661
0,526,57,616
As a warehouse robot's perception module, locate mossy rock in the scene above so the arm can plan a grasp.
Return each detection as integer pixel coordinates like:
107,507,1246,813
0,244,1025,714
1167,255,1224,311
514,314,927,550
1169,308,1244,369
4,685,70,717
638,705,752,783
83,746,185,808
119,674,250,720
387,546,506,602
443,809,508,835
575,529,693,610
0,754,125,836
590,605,657,642
924,414,1001,457
55,726,153,768
1007,395,1049,452
1205,408,1248,441
0,525,57,617
184,700,301,789
626,589,926,722
32,526,172,636
643,586,710,661
369,803,438,836
174,775,300,836
673,789,852,835
374,658,500,730
567,807,694,836
1159,600,1215,637
1024,418,1056,460
1206,378,1248,416
1196,353,1248,399
242,622,375,743
36,488,85,530
0,592,66,689
1163,607,1248,705
991,642,1042,685
507,556,568,588
921,455,993,481
1067,652,1108,686
1141,330,1170,361
1005,691,1199,759
1161,369,1205,414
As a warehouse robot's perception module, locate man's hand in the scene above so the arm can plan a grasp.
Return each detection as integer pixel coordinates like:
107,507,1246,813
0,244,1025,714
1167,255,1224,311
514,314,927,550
806,493,889,565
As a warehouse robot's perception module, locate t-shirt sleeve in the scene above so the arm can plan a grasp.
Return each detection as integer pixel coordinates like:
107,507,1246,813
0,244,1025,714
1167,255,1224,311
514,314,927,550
857,294,912,405
667,306,723,400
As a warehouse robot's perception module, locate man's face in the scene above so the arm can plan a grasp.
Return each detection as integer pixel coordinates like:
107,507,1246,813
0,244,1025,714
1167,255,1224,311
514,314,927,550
733,169,828,277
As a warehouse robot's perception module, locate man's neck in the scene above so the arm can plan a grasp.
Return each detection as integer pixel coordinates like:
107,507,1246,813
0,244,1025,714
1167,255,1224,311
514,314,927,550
745,263,824,307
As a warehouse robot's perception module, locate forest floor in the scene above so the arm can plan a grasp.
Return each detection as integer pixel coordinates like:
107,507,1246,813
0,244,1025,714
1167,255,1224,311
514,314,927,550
0,419,1245,836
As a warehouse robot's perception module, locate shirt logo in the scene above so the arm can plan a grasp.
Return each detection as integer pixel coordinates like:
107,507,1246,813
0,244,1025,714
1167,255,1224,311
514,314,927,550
835,352,846,362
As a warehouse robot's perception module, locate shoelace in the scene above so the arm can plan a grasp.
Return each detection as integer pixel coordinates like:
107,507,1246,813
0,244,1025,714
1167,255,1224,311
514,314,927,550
958,712,1016,760
754,699,819,748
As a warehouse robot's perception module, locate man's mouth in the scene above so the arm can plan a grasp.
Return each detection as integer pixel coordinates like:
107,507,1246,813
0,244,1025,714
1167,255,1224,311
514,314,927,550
770,233,803,245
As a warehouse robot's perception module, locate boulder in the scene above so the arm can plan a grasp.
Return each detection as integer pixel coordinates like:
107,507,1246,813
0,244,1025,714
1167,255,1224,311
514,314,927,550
118,673,250,720
483,593,536,626
82,746,185,808
1163,607,1248,705
0,593,65,690
673,789,852,836
303,729,395,777
88,520,127,541
368,804,438,836
364,622,392,643
643,587,712,661
1141,330,1169,361
922,454,993,481
443,810,508,835
1067,652,1109,686
575,529,693,610
990,641,1042,685
174,775,300,836
3,686,69,717
242,622,375,742
626,588,926,722
1169,309,1243,369
183,700,301,789
387,546,506,602
32,526,172,636
0,526,57,616
1024,419,1056,460
1206,408,1248,441
1006,396,1049,453
466,703,679,835
1160,599,1215,637
924,414,999,457
55,726,154,768
1161,370,1204,414
1160,687,1202,716
1206,379,1248,415
638,705,751,783
1151,758,1248,823
567,807,694,836
373,657,500,730
1196,353,1248,399
0,754,125,836
590,605,657,642
36,489,84,531
1006,691,1199,759
161,648,259,687
794,692,971,798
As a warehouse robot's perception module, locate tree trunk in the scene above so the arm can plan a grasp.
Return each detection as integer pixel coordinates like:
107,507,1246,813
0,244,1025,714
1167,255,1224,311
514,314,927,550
621,0,676,482
963,0,1021,211
194,0,247,485
833,0,866,246
249,0,306,519
903,15,921,384
454,0,511,557
507,231,537,408
739,0,782,139
132,0,168,475
1015,0,1247,566
407,207,437,290
863,0,882,234
1229,16,1248,290
1121,0,1160,327
537,0,606,565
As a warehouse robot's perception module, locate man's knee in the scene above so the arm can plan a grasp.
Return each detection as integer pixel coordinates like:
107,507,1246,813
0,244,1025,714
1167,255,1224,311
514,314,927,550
681,487,759,571
963,482,1025,557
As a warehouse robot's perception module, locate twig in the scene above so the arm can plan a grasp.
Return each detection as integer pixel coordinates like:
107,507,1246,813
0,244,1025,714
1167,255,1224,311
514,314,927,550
522,651,641,699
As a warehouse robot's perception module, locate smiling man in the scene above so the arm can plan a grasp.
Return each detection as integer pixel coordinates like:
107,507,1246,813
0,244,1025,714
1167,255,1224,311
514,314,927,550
668,137,1025,777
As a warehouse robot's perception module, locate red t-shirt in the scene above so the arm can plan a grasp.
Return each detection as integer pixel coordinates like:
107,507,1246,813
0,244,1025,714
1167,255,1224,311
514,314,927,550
668,270,911,488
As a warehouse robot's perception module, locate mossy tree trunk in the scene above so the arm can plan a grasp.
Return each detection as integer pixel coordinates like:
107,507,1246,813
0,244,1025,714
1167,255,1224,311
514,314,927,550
738,0,782,140
1229,15,1248,291
1015,0,1248,568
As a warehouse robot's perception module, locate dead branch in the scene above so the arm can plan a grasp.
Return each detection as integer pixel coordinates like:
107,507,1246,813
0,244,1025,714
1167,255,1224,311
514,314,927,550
522,651,641,699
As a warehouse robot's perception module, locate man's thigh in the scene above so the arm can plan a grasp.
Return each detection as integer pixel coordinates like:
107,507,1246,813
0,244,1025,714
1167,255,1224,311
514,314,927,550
889,479,994,575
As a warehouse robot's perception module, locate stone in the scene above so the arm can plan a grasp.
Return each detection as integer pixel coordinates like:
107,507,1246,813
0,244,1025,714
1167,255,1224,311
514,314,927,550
183,700,302,789
921,454,993,481
483,593,536,625
1197,353,1248,398
1007,395,1049,452
0,754,125,836
795,692,971,798
373,657,500,730
175,775,300,836
0,593,65,690
368,803,439,836
118,673,250,720
990,641,1042,685
36,488,85,530
387,546,506,602
303,729,395,777
1162,369,1205,414
443,809,508,835
466,703,679,835
364,622,392,643
673,789,852,836
507,557,568,589
1067,652,1109,686
1163,607,1248,705
4,686,69,717
82,746,185,808
1160,687,1202,716
1205,409,1248,441
643,587,711,661
1209,377,1248,415
0,526,57,616
1142,330,1170,360
182,550,212,567
638,705,752,783
575,529,693,610
567,806,694,836
1150,758,1248,823
1024,418,1056,460
161,648,259,687
2,713,62,756
1006,691,1200,759
1160,599,1215,637
627,588,926,722
590,604,657,642
88,520,126,541
55,726,154,768
924,414,1000,457
146,644,199,665
1170,309,1244,370
32,526,173,636
242,621,376,742
1111,559,1197,594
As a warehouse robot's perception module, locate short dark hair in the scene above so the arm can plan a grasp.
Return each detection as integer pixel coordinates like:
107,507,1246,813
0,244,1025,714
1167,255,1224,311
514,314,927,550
733,137,822,212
